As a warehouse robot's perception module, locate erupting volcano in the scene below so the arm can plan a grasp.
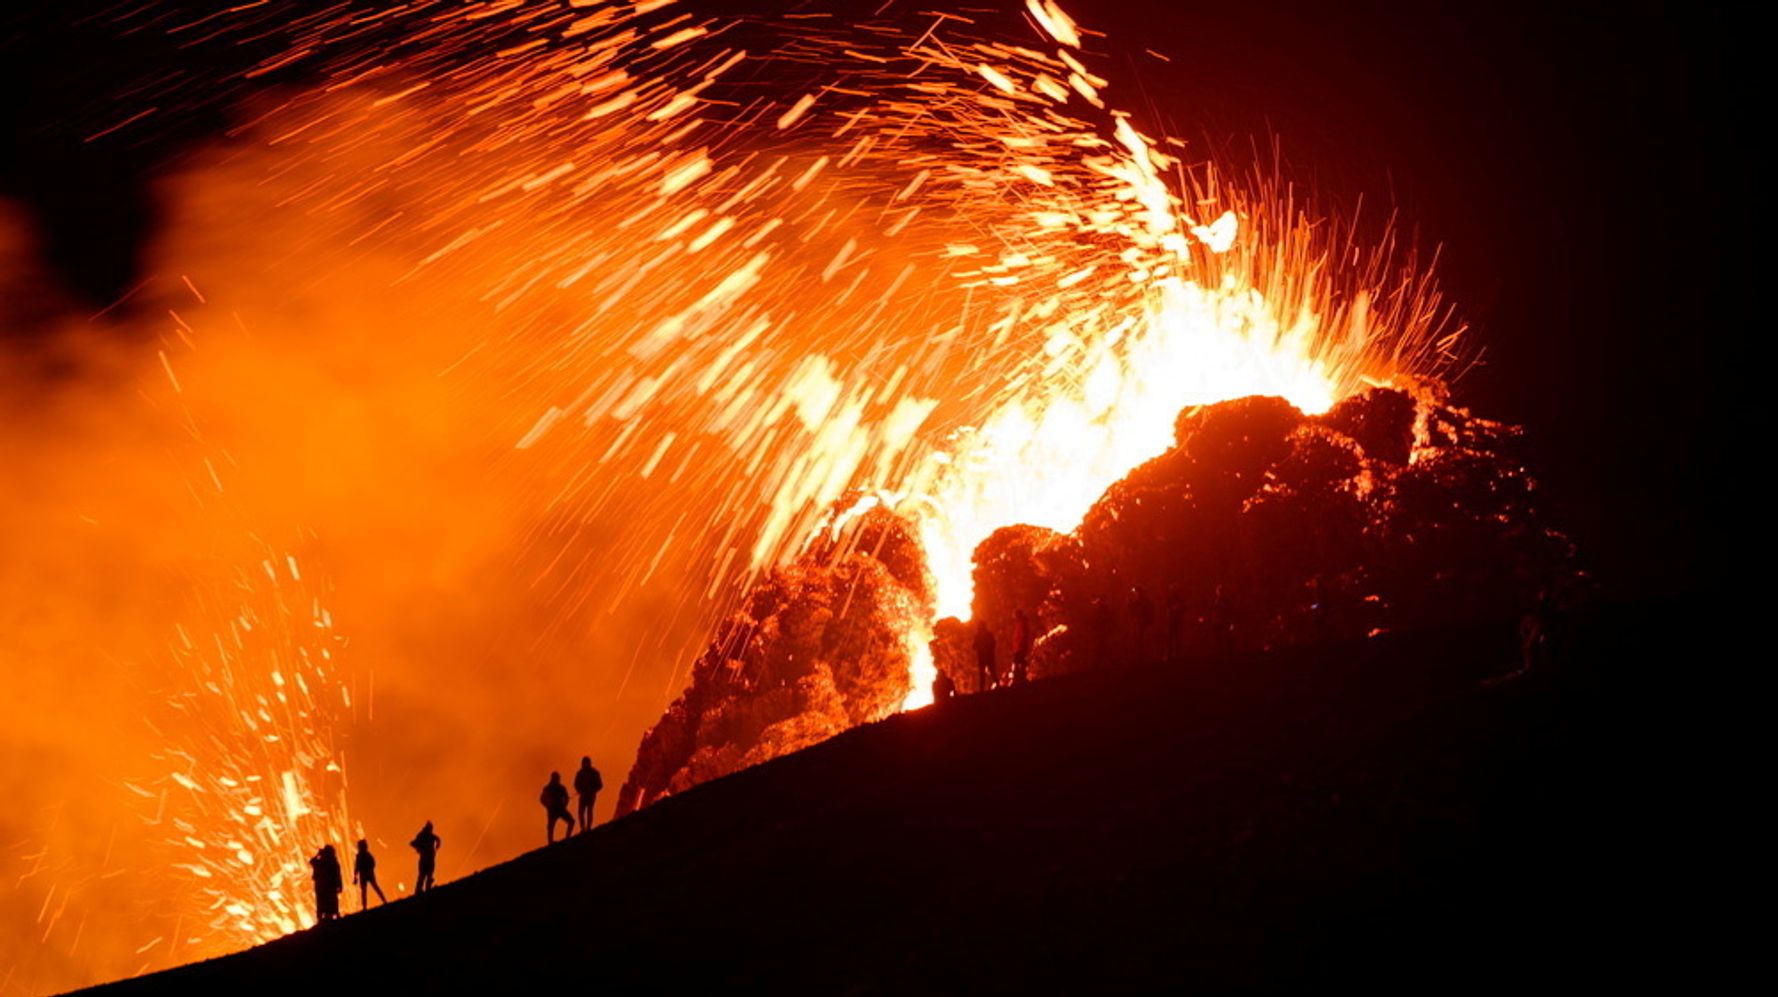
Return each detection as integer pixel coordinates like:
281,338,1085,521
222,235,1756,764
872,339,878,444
619,384,1574,811
8,0,1716,992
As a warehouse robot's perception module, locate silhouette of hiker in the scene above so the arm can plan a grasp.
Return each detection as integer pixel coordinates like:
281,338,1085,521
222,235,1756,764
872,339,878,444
410,821,442,894
972,619,997,691
542,771,576,843
574,756,603,835
1009,609,1034,685
353,838,388,909
1128,585,1156,662
309,844,343,922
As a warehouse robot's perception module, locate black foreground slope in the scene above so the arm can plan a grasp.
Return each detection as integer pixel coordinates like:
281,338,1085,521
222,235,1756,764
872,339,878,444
92,603,1693,994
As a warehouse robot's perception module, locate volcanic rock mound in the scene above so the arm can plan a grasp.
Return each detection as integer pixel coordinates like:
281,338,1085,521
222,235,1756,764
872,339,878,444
936,388,1577,687
624,388,1576,813
618,500,932,814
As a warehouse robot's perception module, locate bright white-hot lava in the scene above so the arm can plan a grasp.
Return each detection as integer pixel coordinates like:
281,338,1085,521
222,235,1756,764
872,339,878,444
902,255,1354,627
885,233,1364,708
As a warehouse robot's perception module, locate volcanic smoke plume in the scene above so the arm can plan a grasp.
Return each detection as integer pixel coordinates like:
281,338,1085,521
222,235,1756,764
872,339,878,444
623,385,1576,809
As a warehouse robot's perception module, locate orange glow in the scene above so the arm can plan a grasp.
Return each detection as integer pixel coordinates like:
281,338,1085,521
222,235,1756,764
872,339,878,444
1,3,1460,990
149,547,361,951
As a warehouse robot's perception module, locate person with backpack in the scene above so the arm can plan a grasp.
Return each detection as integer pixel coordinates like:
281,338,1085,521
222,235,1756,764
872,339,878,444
541,771,576,843
573,757,603,835
410,821,442,893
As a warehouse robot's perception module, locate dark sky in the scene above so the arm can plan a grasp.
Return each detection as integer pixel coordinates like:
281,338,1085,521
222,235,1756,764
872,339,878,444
1,0,1744,598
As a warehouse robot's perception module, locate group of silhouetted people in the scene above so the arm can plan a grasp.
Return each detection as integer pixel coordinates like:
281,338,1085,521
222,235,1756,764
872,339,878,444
308,821,441,924
307,757,603,921
957,608,1037,697
541,756,603,844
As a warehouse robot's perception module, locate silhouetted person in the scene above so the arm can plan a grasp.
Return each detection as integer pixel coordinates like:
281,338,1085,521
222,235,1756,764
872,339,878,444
542,771,576,843
353,838,387,909
1165,583,1188,659
1128,585,1156,662
932,669,956,701
410,821,442,893
309,844,343,922
1009,609,1034,685
972,619,997,691
574,756,603,835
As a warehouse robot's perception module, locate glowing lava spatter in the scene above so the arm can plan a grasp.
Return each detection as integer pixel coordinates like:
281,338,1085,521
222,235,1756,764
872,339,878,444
10,3,1465,983
779,3,1441,705
158,1,1452,667
119,0,1453,790
140,549,362,952
160,0,1446,869
117,339,366,963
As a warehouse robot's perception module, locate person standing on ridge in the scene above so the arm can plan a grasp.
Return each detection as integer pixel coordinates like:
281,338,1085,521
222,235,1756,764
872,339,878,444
573,756,603,835
1010,608,1034,685
410,821,442,894
353,838,388,909
972,618,997,692
542,771,576,843
309,844,343,922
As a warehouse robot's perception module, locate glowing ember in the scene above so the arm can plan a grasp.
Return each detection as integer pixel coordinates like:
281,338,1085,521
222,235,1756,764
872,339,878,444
4,2,1470,987
140,548,361,953
144,0,1451,663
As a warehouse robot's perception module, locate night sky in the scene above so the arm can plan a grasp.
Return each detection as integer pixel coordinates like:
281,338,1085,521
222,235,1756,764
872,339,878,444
3,0,1742,596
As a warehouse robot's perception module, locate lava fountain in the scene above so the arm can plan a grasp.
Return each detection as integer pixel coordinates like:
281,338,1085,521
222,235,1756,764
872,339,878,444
133,347,365,961
6,1,1489,986
608,2,1471,807
140,546,361,952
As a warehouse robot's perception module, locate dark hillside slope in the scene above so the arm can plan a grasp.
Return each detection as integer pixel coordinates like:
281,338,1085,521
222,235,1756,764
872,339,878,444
92,603,1692,994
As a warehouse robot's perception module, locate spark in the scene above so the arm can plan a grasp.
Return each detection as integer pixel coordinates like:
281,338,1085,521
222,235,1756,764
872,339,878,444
147,546,361,953
24,1,1460,979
